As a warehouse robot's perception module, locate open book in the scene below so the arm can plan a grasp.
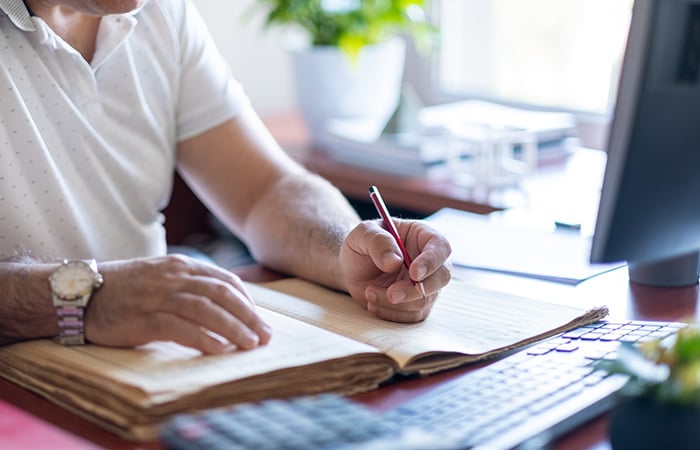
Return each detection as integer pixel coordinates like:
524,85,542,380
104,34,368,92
0,277,607,442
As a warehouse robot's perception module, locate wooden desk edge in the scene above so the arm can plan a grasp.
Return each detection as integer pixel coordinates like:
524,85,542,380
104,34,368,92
2,265,698,450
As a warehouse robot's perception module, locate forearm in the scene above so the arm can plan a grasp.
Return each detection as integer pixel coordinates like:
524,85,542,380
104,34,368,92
243,172,361,291
0,261,59,345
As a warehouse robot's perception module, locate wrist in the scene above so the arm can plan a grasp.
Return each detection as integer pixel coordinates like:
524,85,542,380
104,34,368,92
0,262,60,343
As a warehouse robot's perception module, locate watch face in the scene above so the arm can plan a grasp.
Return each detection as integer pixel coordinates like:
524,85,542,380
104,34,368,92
50,261,102,300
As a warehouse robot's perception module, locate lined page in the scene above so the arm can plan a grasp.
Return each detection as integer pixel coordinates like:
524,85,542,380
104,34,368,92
0,307,382,404
255,277,607,370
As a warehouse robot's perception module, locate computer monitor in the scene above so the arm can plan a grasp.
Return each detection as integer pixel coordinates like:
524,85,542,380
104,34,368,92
590,0,700,286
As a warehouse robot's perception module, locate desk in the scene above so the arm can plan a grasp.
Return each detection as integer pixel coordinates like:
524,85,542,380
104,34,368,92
1,115,694,448
1,264,698,450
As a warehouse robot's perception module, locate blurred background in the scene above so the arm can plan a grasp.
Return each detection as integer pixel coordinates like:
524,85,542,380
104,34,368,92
195,0,634,149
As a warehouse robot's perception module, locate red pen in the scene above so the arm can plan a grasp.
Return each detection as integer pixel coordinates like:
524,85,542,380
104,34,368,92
368,185,427,299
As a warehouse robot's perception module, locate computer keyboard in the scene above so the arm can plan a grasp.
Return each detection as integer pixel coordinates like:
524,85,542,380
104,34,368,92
161,320,685,450
161,394,455,450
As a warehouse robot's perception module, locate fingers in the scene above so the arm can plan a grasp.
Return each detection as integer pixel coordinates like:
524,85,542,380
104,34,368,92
364,274,443,322
172,277,272,346
181,259,258,309
161,257,273,347
88,255,272,353
369,302,434,323
376,276,442,305
142,313,231,355
345,219,452,323
349,220,406,273
350,219,451,281
400,221,452,284
365,286,438,323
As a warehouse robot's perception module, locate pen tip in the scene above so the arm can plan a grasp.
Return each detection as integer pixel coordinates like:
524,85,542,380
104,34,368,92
416,281,427,299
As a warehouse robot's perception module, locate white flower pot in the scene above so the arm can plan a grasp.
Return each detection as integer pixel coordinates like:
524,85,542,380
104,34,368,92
289,38,406,143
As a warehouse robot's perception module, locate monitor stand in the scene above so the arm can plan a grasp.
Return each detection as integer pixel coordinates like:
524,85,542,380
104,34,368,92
628,251,700,287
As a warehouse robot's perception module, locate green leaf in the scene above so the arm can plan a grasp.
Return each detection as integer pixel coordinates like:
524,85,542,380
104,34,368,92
594,343,669,383
595,324,700,405
674,330,700,365
254,0,435,59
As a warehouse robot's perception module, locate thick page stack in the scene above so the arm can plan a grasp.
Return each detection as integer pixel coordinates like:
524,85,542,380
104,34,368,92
0,278,607,442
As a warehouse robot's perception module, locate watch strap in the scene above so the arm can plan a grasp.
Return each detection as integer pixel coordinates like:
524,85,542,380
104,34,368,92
54,302,87,345
50,259,102,346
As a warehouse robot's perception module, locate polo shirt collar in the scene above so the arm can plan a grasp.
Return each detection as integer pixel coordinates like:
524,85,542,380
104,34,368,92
0,0,36,31
0,1,148,33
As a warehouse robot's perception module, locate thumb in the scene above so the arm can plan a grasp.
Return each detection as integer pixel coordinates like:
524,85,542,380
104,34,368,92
347,221,405,273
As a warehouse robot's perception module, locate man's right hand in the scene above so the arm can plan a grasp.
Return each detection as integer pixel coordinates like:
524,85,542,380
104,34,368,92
85,255,272,354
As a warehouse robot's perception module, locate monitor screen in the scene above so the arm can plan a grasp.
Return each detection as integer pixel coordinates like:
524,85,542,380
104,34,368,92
590,0,700,286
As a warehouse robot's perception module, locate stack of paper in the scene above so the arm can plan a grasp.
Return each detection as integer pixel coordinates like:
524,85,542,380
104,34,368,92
319,127,449,177
0,278,607,441
320,100,578,177
426,208,624,284
419,99,578,146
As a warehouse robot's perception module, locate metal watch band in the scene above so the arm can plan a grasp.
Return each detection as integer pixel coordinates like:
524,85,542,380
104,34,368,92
54,304,86,346
50,259,103,346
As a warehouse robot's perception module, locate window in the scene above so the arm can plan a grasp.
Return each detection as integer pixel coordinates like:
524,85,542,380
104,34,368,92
427,0,634,115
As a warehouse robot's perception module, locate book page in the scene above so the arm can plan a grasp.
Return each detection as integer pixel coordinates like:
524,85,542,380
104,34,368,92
255,277,607,372
0,307,385,406
0,302,397,441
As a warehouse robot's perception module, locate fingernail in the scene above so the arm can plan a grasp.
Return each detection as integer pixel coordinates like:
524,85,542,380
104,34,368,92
414,264,427,280
391,290,407,303
208,341,226,354
244,331,260,348
262,323,273,334
367,303,377,313
366,290,378,303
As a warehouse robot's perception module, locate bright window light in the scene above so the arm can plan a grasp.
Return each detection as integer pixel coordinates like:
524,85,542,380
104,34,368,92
435,0,634,114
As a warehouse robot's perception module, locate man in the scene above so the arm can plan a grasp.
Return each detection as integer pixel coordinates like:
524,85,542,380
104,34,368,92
0,0,451,354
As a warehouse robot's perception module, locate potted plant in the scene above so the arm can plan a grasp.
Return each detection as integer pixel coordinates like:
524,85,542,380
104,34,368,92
595,323,700,450
255,0,435,143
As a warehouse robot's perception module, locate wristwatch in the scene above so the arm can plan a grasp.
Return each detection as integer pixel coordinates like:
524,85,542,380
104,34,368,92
49,259,104,345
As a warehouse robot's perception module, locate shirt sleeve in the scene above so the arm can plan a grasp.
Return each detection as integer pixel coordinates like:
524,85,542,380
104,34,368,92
173,0,251,142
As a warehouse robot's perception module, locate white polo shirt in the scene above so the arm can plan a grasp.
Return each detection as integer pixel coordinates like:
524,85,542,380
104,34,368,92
0,0,248,260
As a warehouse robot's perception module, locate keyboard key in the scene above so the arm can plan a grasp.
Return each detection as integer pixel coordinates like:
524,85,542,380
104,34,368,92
161,320,687,450
384,320,685,449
